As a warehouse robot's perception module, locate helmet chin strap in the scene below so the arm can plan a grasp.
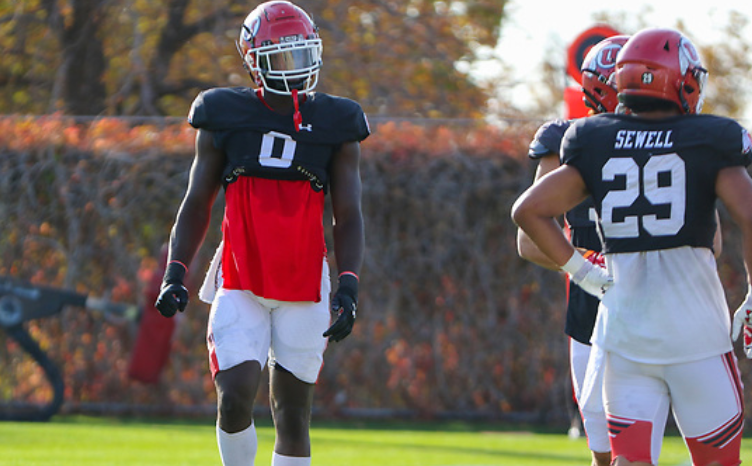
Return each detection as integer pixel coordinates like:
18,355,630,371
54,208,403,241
292,89,302,132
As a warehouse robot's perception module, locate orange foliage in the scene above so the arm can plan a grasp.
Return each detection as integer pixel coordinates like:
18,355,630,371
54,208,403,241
0,115,534,160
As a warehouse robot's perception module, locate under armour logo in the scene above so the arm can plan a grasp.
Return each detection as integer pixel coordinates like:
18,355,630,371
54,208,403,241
299,124,313,132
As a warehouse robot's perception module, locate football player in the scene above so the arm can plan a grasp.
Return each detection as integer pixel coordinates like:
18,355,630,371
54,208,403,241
513,28,752,466
155,2,369,466
517,35,629,466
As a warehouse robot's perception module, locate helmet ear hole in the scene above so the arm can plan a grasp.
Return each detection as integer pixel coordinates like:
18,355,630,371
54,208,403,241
683,83,695,94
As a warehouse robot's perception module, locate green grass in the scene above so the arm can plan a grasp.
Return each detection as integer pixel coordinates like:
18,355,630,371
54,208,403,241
0,416,751,465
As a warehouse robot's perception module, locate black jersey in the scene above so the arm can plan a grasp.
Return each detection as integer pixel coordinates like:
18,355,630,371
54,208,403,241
562,113,752,254
186,87,370,302
529,119,601,344
189,87,370,189
528,119,569,159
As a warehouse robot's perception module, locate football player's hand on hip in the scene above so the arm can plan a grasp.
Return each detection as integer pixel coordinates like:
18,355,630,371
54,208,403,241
583,249,606,268
561,251,613,300
731,287,752,358
324,273,358,343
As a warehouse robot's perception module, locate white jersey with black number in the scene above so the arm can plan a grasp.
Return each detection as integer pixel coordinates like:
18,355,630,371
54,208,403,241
562,113,752,364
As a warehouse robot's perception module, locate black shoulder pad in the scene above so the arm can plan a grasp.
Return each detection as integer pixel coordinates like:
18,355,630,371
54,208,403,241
309,94,370,143
187,87,255,130
528,119,570,159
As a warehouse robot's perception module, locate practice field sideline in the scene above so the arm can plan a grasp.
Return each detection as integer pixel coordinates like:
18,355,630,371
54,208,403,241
0,416,750,465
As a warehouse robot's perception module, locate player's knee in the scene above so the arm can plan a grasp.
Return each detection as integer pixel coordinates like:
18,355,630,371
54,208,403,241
217,387,254,430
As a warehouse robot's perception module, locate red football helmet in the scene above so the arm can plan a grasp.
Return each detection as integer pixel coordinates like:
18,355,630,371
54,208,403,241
614,28,707,114
580,35,630,114
236,1,322,95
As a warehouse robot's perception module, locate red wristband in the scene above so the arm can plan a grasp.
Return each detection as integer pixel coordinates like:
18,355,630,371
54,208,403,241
338,271,359,281
168,260,188,273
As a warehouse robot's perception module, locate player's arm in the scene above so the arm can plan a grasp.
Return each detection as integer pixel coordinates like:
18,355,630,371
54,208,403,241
156,129,225,317
713,209,723,259
719,165,752,355
168,129,225,267
513,165,586,266
717,166,752,285
517,153,562,270
512,165,612,298
329,141,364,276
718,167,752,349
324,141,364,342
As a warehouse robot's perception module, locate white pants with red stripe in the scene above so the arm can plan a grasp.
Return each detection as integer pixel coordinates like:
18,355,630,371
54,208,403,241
604,351,744,465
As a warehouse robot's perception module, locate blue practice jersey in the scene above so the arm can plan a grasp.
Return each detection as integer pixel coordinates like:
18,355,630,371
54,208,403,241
528,119,601,344
562,113,751,254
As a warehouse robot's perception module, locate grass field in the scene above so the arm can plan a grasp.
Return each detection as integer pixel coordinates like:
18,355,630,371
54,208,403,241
1,416,751,465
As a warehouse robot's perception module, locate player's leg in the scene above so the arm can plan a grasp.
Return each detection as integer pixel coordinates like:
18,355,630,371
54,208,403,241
215,361,264,466
216,360,263,431
268,302,329,462
270,364,315,461
568,338,583,440
268,309,327,464
570,339,611,466
603,352,671,466
268,261,331,465
668,352,743,466
208,288,273,465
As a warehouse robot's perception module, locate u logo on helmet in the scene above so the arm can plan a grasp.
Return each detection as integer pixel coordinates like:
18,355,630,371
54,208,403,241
241,18,261,43
595,43,621,69
250,18,261,39
678,37,701,75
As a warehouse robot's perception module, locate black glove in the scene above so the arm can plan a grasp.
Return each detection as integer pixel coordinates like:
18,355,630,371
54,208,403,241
155,261,189,318
323,273,358,342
